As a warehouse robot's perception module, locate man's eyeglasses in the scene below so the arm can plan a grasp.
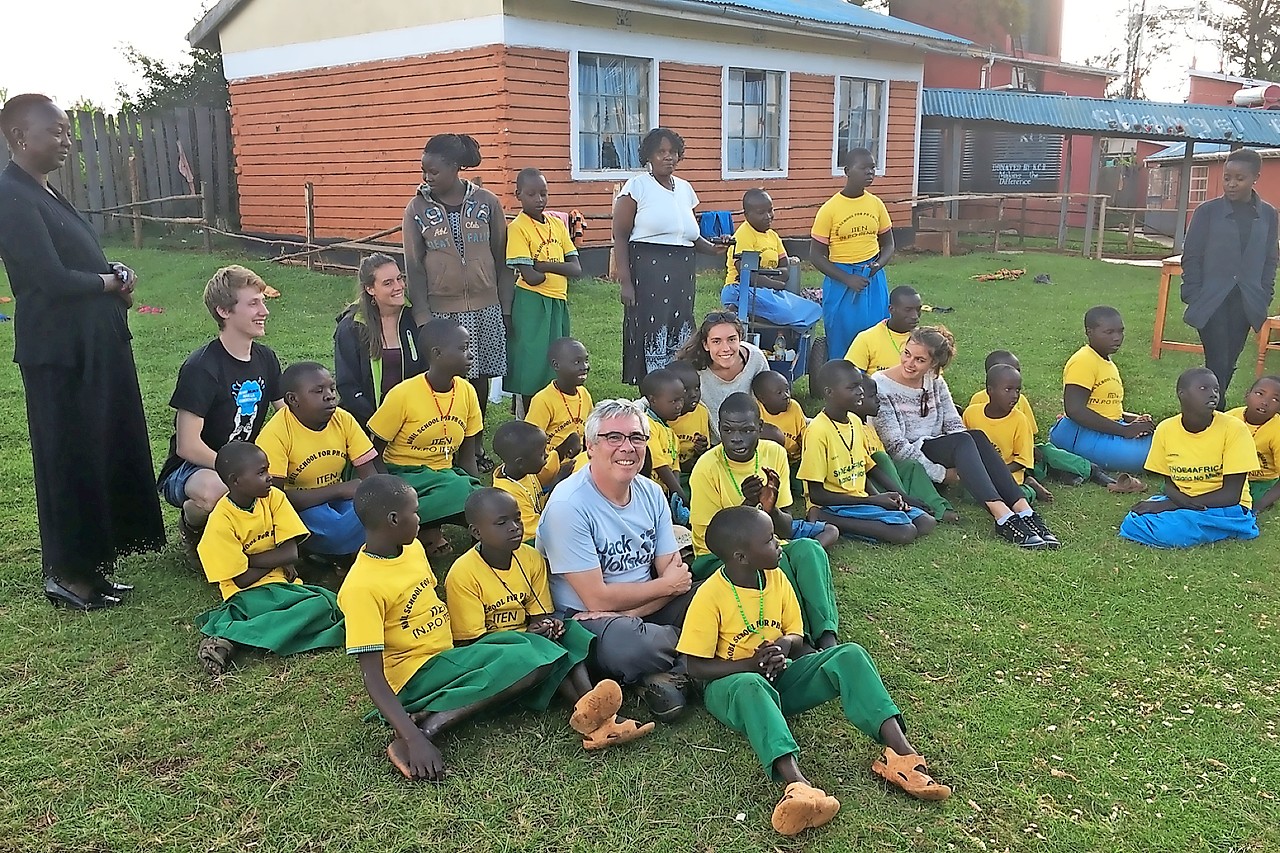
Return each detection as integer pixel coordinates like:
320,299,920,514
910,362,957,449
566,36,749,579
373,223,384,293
597,431,649,447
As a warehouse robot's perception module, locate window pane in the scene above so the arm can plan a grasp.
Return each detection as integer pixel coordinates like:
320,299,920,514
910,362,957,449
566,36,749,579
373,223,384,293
730,69,745,104
578,54,651,171
743,104,763,139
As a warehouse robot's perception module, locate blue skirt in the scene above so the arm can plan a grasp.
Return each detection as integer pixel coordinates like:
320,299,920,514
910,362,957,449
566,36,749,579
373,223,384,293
1119,497,1259,548
299,499,365,556
821,260,888,361
1048,416,1152,474
721,284,822,329
821,503,926,543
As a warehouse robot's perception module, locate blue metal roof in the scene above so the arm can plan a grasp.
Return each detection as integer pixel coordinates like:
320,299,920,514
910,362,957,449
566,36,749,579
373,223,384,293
685,1,969,44
922,88,1280,146
1144,142,1233,162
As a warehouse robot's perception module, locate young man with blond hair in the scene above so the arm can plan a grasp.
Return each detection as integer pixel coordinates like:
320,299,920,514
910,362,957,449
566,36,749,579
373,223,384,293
156,265,284,565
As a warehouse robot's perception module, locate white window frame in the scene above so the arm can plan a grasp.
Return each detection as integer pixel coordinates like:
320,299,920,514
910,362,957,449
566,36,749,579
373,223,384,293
721,67,789,179
1189,164,1209,204
832,76,889,176
569,50,660,181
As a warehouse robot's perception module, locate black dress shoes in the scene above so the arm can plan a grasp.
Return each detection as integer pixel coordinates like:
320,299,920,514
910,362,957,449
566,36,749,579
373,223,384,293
44,577,123,611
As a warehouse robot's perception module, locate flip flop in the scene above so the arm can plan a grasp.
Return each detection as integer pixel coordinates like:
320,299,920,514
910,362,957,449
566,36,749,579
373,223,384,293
771,782,841,835
197,636,236,678
1107,473,1147,494
570,679,623,735
872,748,952,801
581,718,655,751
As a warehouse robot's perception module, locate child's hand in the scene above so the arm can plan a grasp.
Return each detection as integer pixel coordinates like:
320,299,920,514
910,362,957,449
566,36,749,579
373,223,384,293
405,730,446,782
942,468,961,486
741,474,766,507
871,492,907,511
556,433,582,462
692,433,709,453
759,468,781,513
751,641,786,680
338,479,361,500
1122,421,1153,439
528,616,565,640
842,271,869,292
283,564,300,582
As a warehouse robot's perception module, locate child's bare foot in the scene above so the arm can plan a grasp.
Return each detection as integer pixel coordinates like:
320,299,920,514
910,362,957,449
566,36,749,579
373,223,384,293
871,748,951,801
1029,478,1054,503
771,782,841,835
570,679,622,735
417,527,452,558
386,735,447,782
814,631,838,650
941,510,961,524
197,636,236,679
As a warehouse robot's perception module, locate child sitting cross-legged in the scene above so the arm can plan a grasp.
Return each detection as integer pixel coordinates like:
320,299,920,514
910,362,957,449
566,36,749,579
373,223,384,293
800,360,936,544
445,488,654,750
491,420,570,544
1227,375,1280,512
678,505,951,836
667,359,712,485
688,392,839,646
338,475,572,782
1119,368,1261,548
962,364,1051,503
194,441,345,678
525,337,593,472
255,361,381,564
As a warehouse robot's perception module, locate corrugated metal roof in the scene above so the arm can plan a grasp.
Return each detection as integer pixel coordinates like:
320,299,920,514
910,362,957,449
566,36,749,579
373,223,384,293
1144,142,1232,162
922,88,1280,146
685,0,968,43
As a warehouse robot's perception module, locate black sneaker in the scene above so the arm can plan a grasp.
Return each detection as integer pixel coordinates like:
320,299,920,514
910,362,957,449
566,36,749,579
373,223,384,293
638,672,689,722
993,516,1049,550
177,514,205,573
1021,512,1061,549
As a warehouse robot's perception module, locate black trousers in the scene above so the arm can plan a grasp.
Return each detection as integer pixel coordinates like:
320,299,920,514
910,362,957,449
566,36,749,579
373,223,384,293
922,430,1025,507
1197,288,1251,408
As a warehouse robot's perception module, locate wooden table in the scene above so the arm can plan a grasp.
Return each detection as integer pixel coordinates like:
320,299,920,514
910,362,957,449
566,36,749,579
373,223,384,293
1150,255,1204,359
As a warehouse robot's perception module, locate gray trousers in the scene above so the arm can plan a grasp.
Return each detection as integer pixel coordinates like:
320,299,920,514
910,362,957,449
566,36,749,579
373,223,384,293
572,585,700,684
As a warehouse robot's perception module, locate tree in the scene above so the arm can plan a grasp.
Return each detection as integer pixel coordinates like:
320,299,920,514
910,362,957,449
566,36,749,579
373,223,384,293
116,47,229,113
1218,0,1280,80
1087,2,1191,99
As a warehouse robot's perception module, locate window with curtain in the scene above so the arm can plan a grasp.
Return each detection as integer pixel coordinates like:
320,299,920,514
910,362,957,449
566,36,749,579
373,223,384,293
725,68,784,172
835,77,885,169
577,53,652,172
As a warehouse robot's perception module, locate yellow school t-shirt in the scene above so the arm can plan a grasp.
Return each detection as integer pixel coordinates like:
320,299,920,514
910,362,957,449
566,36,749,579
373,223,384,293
758,399,807,464
962,404,1035,484
507,212,578,301
676,568,804,662
368,375,483,469
669,402,712,470
1227,407,1280,481
810,191,892,264
726,222,786,286
688,441,793,556
444,544,554,642
197,488,310,601
970,389,1039,436
1145,412,1257,508
845,320,908,376
1062,345,1124,421
646,411,679,472
861,417,886,455
797,411,875,506
338,540,452,693
256,406,377,490
492,465,550,538
526,382,593,452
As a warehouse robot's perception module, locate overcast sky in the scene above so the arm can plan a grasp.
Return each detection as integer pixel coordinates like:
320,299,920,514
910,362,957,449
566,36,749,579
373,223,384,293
0,0,1229,109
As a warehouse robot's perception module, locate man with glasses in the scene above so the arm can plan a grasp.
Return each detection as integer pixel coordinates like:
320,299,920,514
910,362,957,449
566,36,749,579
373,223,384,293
537,399,696,721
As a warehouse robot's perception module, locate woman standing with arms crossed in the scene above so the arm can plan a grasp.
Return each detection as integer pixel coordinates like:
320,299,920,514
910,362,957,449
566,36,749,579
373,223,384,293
612,127,729,385
0,94,165,609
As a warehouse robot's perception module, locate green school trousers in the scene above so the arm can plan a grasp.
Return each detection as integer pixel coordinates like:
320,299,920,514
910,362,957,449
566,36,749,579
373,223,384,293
702,643,902,780
1249,478,1277,508
869,451,954,519
1032,441,1092,481
690,539,838,642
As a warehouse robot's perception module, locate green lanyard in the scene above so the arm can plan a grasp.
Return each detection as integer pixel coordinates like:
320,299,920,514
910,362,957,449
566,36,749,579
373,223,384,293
722,568,765,637
886,323,903,354
717,446,760,498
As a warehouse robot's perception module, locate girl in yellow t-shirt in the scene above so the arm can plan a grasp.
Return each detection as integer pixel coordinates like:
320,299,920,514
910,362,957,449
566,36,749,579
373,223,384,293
1227,375,1280,511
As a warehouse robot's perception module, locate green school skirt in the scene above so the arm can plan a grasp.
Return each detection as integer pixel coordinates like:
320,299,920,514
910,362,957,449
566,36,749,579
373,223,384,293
701,643,902,780
386,463,482,524
1249,478,1278,508
388,632,570,717
505,288,571,397
690,540,838,643
195,582,345,655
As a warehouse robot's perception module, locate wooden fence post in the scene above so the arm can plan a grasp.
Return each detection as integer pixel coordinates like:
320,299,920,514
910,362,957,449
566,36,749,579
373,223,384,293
1096,198,1108,261
129,155,143,249
304,182,316,271
201,182,214,254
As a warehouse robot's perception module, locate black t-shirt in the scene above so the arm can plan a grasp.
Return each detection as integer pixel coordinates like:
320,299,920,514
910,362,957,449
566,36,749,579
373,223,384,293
1230,199,1255,251
158,339,283,482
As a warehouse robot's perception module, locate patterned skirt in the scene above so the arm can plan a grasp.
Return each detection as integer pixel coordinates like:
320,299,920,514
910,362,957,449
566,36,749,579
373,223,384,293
622,242,697,386
431,302,507,379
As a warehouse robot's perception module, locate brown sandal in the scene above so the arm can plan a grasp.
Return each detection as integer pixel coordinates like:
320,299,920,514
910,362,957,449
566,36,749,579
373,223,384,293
581,718,655,750
872,748,952,801
771,782,841,835
1107,473,1147,494
570,679,622,735
419,529,453,559
197,636,236,678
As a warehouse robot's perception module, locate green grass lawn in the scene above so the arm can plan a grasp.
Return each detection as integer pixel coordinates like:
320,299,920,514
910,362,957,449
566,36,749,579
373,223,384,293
1,245,1278,853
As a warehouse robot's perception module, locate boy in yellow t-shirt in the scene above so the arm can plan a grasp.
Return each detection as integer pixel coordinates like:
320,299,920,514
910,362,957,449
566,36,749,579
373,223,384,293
1049,306,1155,474
751,370,807,469
256,362,380,560
667,359,712,481
491,420,571,542
962,364,1048,503
526,337,593,469
367,319,483,557
1120,368,1260,548
844,285,920,375
444,489,653,750
194,441,345,679
809,147,895,359
505,168,582,408
721,190,822,329
339,475,577,782
798,360,935,544
677,506,950,836
639,368,689,506
1227,375,1280,511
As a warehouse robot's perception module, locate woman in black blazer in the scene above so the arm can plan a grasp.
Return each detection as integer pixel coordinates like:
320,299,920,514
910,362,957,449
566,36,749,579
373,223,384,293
0,94,164,609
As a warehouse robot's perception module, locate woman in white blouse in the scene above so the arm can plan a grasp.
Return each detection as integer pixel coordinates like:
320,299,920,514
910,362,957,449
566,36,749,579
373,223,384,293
612,127,728,384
